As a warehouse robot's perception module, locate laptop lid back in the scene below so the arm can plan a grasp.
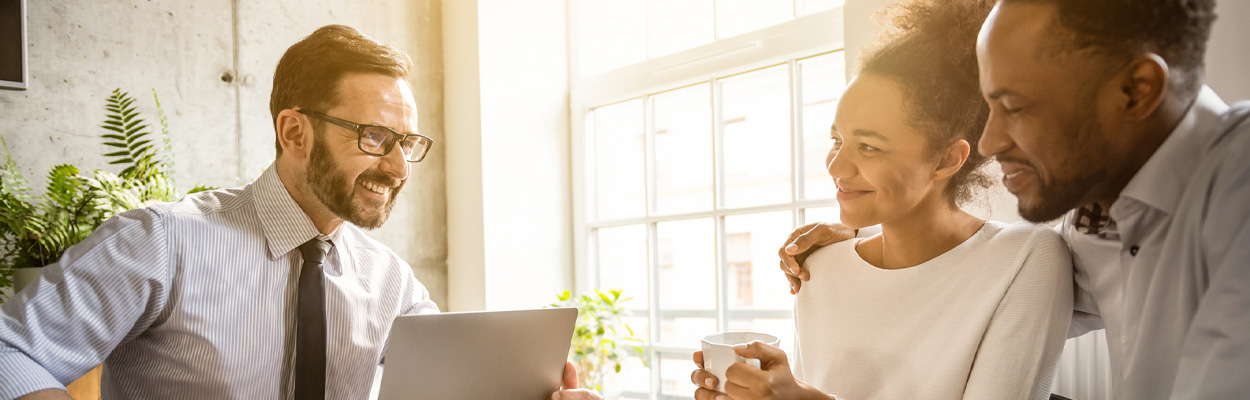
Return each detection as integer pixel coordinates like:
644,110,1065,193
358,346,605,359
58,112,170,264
379,307,577,400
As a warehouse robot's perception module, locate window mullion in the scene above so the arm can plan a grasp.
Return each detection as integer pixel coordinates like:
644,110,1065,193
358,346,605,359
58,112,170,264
646,96,658,218
642,94,663,400
711,76,729,334
790,58,803,205
647,219,661,400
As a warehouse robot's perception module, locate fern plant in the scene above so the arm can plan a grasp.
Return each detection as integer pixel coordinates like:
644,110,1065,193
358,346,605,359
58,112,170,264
0,89,213,303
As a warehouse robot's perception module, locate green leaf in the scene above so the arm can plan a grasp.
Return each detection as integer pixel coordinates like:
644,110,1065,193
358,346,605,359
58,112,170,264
131,146,153,159
128,140,152,152
186,184,216,194
558,290,571,301
44,164,82,208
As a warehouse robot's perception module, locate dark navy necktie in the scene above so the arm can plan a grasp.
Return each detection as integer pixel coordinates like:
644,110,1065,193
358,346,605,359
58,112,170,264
295,239,331,400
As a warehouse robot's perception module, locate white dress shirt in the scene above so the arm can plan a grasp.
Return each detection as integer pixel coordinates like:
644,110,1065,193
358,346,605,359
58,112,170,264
793,222,1072,399
1061,86,1250,399
0,165,439,399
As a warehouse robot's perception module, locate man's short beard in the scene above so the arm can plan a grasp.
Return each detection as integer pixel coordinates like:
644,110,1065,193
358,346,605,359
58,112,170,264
1018,167,1104,222
306,127,401,229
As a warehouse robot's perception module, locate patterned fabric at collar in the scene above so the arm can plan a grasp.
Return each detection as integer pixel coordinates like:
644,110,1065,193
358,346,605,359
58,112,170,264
251,164,324,261
1073,203,1119,240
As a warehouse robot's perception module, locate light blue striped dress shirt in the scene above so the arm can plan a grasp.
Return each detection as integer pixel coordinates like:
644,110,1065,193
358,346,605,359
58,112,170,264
0,165,440,399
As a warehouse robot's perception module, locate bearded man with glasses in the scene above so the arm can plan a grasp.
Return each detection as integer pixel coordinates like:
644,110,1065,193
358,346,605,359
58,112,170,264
0,25,595,400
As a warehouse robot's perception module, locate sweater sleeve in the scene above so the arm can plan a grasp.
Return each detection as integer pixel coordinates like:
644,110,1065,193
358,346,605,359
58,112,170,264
961,229,1074,400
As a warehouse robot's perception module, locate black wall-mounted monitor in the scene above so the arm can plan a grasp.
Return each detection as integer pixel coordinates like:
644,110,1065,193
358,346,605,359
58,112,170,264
1,0,28,91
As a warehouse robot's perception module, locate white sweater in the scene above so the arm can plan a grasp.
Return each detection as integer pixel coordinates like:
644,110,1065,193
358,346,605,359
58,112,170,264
792,222,1072,400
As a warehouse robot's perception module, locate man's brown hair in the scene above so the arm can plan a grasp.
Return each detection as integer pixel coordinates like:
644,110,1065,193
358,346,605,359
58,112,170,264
269,24,413,155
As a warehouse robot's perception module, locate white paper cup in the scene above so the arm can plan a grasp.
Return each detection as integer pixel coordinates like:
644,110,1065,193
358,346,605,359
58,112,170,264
700,332,780,392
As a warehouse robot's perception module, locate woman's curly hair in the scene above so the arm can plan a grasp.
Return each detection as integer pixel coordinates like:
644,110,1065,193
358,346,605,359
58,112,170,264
856,0,996,207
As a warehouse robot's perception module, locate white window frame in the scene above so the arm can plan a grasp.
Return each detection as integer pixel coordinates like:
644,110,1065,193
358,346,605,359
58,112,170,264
569,6,847,398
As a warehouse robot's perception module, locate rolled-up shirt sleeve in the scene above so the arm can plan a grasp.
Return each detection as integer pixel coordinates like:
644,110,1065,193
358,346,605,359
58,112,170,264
0,208,170,399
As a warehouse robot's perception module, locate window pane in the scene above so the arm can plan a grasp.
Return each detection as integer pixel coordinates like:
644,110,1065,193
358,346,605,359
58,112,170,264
714,0,795,39
659,352,699,399
721,65,793,208
648,0,715,58
594,99,647,220
724,211,796,353
799,52,847,200
602,355,651,400
597,224,650,342
654,84,714,215
797,0,844,16
578,0,647,76
657,218,717,345
803,205,840,226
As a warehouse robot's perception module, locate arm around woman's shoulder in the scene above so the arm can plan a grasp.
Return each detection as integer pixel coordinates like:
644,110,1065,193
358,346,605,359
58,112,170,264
962,224,1073,400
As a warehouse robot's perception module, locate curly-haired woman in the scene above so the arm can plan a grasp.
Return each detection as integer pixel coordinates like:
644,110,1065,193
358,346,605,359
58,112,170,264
690,1,1072,399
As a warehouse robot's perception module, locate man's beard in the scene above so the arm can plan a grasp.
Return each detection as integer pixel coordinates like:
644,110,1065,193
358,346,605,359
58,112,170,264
1015,160,1104,223
1015,103,1109,223
306,130,403,230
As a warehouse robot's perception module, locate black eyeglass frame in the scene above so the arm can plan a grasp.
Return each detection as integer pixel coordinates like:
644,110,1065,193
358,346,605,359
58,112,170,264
298,109,433,163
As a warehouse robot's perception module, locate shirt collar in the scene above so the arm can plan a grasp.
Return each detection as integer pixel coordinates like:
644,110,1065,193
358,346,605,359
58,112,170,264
251,164,327,260
1116,86,1229,215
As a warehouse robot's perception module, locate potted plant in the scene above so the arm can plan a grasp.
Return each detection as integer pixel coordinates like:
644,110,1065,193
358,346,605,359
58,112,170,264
0,89,211,302
548,288,648,394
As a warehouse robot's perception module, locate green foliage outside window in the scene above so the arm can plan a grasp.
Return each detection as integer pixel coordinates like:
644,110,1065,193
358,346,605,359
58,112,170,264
0,89,214,303
549,288,648,393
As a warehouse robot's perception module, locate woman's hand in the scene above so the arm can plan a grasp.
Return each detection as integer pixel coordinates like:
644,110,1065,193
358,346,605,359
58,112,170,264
690,342,831,400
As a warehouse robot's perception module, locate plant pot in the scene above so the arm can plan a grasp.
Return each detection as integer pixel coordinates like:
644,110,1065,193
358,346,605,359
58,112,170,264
13,267,43,293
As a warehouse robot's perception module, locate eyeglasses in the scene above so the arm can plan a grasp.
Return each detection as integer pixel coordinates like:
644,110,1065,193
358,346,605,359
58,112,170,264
298,109,433,163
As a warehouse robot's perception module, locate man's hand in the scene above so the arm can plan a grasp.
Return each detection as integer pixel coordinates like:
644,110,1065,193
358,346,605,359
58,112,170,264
779,222,856,294
690,343,829,400
552,361,604,400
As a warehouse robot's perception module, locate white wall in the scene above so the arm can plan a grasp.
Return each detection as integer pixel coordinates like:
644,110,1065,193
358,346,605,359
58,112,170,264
443,0,572,311
1208,0,1250,102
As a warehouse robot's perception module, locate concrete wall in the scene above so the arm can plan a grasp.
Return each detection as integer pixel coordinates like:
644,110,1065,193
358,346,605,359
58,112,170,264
0,0,448,307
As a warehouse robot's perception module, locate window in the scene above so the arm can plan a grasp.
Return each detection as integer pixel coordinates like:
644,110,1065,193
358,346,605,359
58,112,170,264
572,2,847,398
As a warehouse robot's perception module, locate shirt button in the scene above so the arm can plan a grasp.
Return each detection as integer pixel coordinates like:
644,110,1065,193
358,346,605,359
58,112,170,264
1130,245,1140,256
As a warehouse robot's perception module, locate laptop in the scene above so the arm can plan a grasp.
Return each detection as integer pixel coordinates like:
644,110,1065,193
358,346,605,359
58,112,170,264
377,307,578,400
